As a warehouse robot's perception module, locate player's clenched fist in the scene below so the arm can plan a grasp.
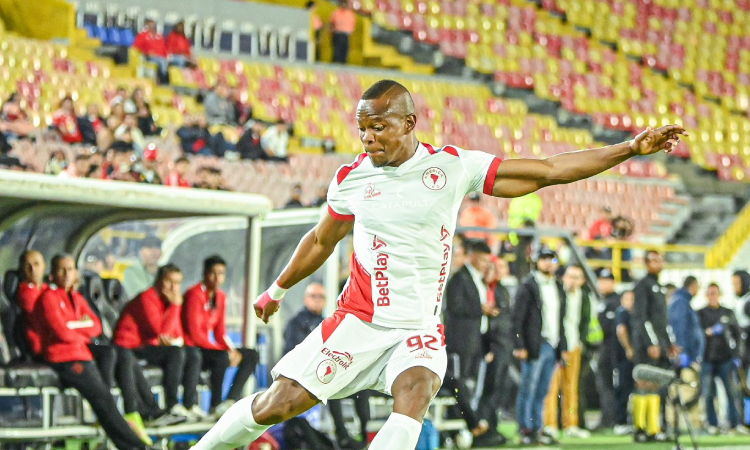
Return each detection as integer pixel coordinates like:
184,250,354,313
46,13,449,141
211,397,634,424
254,282,287,323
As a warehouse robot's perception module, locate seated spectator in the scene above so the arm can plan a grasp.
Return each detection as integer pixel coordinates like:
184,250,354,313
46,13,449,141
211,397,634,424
133,19,169,84
1,92,34,140
177,114,214,156
132,88,160,136
195,167,228,190
260,119,290,161
109,86,137,113
182,256,259,416
135,144,162,184
59,154,91,178
236,122,267,160
78,103,106,146
44,149,68,175
284,183,305,209
113,264,204,421
204,84,235,126
16,250,48,357
229,87,252,126
104,142,139,182
165,157,191,187
165,22,195,68
53,96,83,144
309,186,328,207
115,113,146,155
36,254,154,450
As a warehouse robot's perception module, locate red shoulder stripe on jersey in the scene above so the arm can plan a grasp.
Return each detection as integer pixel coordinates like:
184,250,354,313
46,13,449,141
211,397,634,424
336,253,374,323
336,153,367,185
328,205,355,221
423,142,437,154
483,157,503,195
443,146,459,157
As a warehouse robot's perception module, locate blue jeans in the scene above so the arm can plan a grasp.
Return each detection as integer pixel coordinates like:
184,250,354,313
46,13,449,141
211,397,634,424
516,342,557,431
702,360,740,427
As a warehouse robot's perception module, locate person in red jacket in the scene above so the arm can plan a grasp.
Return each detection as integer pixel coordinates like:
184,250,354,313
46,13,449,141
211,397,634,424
165,156,191,188
113,264,204,421
36,254,152,450
165,21,195,68
132,19,169,84
182,256,258,416
52,96,83,144
16,250,48,357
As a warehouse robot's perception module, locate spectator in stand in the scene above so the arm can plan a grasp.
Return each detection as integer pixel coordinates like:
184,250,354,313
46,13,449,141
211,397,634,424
261,119,290,161
284,184,306,209
668,276,705,371
105,143,140,182
113,264,204,421
204,84,236,126
182,256,259,416
177,114,214,156
309,186,328,207
236,122,267,160
459,192,497,246
165,22,196,68
122,235,162,299
132,88,160,136
135,144,162,184
59,154,91,179
15,250,48,357
330,0,356,63
307,1,323,60
229,88,252,126
78,103,105,146
166,157,191,187
1,92,34,141
133,19,169,84
115,113,145,155
53,96,83,144
589,207,614,240
110,86,137,114
44,149,68,175
698,283,746,435
36,254,155,450
197,167,227,191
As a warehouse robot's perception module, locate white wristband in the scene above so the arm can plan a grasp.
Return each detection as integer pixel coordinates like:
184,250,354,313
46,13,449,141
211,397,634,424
267,281,288,301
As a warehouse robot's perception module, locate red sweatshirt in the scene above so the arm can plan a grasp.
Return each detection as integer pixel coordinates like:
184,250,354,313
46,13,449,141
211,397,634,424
37,286,102,363
16,282,49,356
114,287,183,349
133,31,168,58
182,283,231,350
165,32,192,57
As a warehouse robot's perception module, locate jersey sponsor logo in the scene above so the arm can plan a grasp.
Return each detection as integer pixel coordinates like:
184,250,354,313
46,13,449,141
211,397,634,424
422,167,447,190
436,226,451,304
316,359,337,384
440,225,450,241
364,183,381,199
321,347,353,369
368,200,429,210
372,235,387,250
374,252,390,306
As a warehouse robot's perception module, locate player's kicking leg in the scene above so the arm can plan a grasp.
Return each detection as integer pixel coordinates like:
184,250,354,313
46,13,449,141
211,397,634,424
191,376,318,450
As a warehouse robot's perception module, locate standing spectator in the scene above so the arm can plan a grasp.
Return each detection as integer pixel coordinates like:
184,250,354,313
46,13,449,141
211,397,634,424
36,255,153,450
113,264,204,420
122,235,162,299
53,96,83,144
733,270,750,358
165,22,195,68
182,256,259,416
284,184,306,209
135,144,162,184
698,283,746,435
166,157,191,187
132,19,169,84
204,84,236,126
15,250,48,357
261,120,290,162
544,265,592,439
458,192,497,246
630,250,672,443
596,269,620,431
614,291,636,435
329,1,356,63
668,276,705,371
59,154,91,179
132,88,160,136
307,1,323,60
512,249,567,445
589,207,614,240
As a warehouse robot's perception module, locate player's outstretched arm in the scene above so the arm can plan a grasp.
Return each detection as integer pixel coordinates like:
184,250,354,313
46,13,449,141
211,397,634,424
254,212,353,323
490,125,687,198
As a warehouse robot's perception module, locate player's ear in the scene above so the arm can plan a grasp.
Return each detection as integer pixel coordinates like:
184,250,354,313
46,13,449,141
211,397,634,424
404,114,416,133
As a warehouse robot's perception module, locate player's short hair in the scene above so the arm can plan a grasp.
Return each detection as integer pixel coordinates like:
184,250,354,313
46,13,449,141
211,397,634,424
50,253,75,272
203,255,227,275
707,282,720,292
682,275,698,289
156,263,181,282
465,239,491,255
644,249,661,261
361,80,409,100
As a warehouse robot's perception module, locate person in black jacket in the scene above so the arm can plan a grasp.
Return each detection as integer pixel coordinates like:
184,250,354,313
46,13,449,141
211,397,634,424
283,283,368,450
697,283,746,435
512,248,567,445
596,269,620,430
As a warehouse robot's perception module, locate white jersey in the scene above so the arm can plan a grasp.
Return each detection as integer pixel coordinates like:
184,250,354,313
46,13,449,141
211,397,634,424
327,142,501,329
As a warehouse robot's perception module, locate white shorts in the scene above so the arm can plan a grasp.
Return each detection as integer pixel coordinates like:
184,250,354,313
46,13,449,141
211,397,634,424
272,312,447,403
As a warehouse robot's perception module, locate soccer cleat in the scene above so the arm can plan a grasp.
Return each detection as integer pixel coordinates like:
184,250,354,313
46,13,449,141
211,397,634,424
518,428,536,445
633,428,649,443
733,425,750,435
145,412,186,428
613,424,633,436
564,426,591,438
705,425,719,436
212,399,236,418
124,412,154,445
537,429,558,445
188,404,209,421
170,404,194,420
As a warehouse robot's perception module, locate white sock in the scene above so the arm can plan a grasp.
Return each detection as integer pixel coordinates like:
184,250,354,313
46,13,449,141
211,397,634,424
191,393,269,450
369,412,423,450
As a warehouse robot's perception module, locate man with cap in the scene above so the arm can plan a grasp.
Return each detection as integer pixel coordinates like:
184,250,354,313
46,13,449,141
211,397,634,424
512,248,567,445
122,235,162,300
596,268,620,430
136,144,162,184
458,192,498,246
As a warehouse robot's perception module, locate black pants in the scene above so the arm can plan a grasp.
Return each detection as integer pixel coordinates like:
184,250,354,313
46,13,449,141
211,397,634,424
614,359,635,426
283,417,335,450
183,347,258,409
478,347,513,429
445,355,480,429
51,360,145,450
596,345,617,428
328,391,371,440
89,343,116,388
134,346,189,409
332,32,350,63
114,346,162,416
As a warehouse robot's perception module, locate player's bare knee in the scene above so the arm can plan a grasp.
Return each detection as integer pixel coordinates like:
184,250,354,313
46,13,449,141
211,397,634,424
252,377,318,425
392,367,441,419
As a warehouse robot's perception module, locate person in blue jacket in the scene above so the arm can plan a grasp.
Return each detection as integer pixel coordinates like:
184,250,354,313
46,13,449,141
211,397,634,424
668,276,705,369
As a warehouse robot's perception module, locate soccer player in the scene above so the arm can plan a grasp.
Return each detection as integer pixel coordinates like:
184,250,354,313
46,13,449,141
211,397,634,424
193,79,686,450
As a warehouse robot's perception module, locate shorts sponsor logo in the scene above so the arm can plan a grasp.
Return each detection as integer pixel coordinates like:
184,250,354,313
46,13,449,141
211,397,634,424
422,167,447,190
374,252,390,306
316,359,337,384
364,183,381,200
414,350,433,360
321,347,353,370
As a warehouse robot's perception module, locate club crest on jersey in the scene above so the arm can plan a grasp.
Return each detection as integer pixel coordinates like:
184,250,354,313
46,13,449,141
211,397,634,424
422,167,447,190
316,359,337,384
364,183,381,199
